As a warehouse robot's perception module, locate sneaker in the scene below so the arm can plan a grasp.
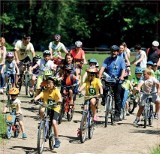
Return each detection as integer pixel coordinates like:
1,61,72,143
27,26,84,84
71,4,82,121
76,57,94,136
133,119,139,127
0,89,4,94
54,139,61,148
22,133,27,138
154,113,159,120
114,116,121,122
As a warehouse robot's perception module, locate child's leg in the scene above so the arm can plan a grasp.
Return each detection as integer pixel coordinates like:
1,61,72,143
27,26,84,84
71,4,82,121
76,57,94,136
69,89,73,105
136,106,144,119
52,119,59,138
19,120,25,133
39,107,45,119
90,98,97,119
155,100,160,118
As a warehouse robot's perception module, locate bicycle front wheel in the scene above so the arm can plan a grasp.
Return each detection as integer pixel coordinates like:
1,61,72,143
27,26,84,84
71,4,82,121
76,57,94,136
79,112,88,143
6,125,12,139
88,115,94,139
37,121,45,154
67,105,74,121
49,126,55,150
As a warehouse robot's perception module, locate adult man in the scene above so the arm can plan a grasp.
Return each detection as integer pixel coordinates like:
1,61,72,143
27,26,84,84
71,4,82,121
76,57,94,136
146,41,160,65
99,45,126,121
49,34,68,58
14,34,35,64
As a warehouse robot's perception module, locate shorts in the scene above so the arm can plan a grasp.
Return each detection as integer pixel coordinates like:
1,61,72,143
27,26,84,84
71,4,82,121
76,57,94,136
139,93,160,106
16,114,23,122
36,75,43,89
5,73,16,84
40,107,59,121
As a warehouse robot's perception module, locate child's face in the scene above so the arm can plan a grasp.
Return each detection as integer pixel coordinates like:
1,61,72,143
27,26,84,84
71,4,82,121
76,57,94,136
7,57,14,62
66,56,73,64
135,73,142,79
153,65,157,71
143,71,150,80
11,95,18,100
44,55,50,61
147,65,152,69
46,80,54,89
89,63,96,68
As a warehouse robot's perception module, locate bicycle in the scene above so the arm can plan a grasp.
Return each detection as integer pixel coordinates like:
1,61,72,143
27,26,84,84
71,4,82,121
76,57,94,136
142,93,154,128
17,61,31,96
128,93,139,114
58,84,77,124
78,94,99,143
102,78,116,127
33,100,58,154
4,109,20,139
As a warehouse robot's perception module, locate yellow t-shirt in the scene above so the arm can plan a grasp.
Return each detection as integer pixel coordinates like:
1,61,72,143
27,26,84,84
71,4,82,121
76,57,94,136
39,87,61,113
82,78,102,96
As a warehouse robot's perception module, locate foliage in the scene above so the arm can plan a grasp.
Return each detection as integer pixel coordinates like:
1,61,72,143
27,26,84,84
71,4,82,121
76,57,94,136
0,0,160,49
150,145,160,154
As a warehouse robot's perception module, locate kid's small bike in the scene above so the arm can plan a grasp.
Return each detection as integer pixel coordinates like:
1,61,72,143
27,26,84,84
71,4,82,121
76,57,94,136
4,109,20,139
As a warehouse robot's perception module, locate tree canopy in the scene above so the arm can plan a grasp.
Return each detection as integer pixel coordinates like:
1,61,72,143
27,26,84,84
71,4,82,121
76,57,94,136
0,0,160,50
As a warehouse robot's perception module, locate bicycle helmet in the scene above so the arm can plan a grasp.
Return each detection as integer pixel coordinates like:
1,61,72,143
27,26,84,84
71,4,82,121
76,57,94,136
75,41,82,48
43,50,51,56
147,61,153,65
47,76,57,82
9,87,19,95
54,34,61,41
6,52,14,58
110,45,119,51
152,41,159,47
88,58,98,65
44,70,53,76
135,67,143,74
33,55,41,61
86,68,99,73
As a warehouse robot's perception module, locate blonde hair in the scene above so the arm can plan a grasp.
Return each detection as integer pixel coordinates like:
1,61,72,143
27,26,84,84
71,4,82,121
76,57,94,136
144,68,152,76
0,37,6,46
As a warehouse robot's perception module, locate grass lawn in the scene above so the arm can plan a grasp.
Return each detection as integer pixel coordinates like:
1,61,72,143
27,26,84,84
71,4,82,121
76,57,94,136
0,103,6,142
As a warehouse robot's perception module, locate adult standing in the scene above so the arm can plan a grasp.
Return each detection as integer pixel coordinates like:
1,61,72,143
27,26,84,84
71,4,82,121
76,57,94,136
131,44,147,70
49,34,68,59
0,37,7,93
99,45,126,121
146,41,160,65
14,34,35,64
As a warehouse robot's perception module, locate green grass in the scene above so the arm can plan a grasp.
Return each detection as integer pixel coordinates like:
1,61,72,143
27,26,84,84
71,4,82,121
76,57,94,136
150,146,160,154
0,104,6,142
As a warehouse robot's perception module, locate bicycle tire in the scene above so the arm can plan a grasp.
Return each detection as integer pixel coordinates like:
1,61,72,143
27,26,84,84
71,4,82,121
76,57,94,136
110,99,115,125
6,125,12,139
49,126,55,150
25,73,29,96
79,112,88,143
14,124,20,138
104,96,111,127
37,121,45,154
144,107,147,128
58,103,65,124
128,99,137,114
148,104,154,126
88,115,94,139
67,105,74,121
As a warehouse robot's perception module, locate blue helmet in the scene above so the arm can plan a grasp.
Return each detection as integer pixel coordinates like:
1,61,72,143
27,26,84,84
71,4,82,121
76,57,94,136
147,61,153,65
135,67,143,74
110,45,119,51
88,58,98,64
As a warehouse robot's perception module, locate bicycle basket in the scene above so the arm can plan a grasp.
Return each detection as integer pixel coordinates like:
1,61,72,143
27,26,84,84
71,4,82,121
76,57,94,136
5,113,16,124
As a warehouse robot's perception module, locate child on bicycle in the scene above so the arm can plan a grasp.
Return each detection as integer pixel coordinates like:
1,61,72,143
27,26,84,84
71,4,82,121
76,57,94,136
31,76,62,148
61,64,78,105
1,52,19,88
31,50,56,95
78,68,103,121
3,87,27,138
133,68,160,126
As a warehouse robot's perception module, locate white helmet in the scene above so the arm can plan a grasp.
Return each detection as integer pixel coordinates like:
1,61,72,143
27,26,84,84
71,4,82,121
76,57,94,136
152,41,159,47
75,41,82,48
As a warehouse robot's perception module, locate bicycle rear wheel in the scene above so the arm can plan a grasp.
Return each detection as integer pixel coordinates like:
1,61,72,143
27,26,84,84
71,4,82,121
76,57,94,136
14,124,20,138
79,112,88,143
128,99,137,114
37,121,45,154
49,126,55,150
104,96,111,127
25,73,29,96
148,104,154,126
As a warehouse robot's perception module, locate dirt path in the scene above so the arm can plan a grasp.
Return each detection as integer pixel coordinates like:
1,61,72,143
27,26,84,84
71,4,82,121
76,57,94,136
0,88,160,154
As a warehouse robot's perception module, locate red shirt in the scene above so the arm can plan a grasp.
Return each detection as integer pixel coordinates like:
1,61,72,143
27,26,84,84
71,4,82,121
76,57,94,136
70,48,85,60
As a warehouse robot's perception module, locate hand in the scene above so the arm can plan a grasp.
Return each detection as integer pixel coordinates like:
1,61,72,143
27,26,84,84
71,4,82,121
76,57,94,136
16,60,20,64
119,76,124,81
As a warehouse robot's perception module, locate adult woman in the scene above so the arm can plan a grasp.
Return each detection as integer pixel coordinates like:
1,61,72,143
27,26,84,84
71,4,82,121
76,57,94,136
0,37,7,93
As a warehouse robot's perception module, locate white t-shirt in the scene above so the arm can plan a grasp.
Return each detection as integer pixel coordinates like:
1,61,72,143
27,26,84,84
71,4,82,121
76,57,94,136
37,59,54,75
7,98,22,114
135,50,147,69
140,77,159,94
49,41,66,57
14,40,34,60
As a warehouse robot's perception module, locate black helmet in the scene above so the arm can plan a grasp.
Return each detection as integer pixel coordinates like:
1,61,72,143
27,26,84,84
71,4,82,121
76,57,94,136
110,45,119,51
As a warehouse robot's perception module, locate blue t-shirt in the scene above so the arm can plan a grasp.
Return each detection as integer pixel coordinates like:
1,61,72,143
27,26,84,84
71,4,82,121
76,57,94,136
102,56,125,78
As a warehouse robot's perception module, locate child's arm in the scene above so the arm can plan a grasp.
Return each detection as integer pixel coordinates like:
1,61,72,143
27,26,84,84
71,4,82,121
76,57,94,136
82,72,87,83
1,64,5,74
